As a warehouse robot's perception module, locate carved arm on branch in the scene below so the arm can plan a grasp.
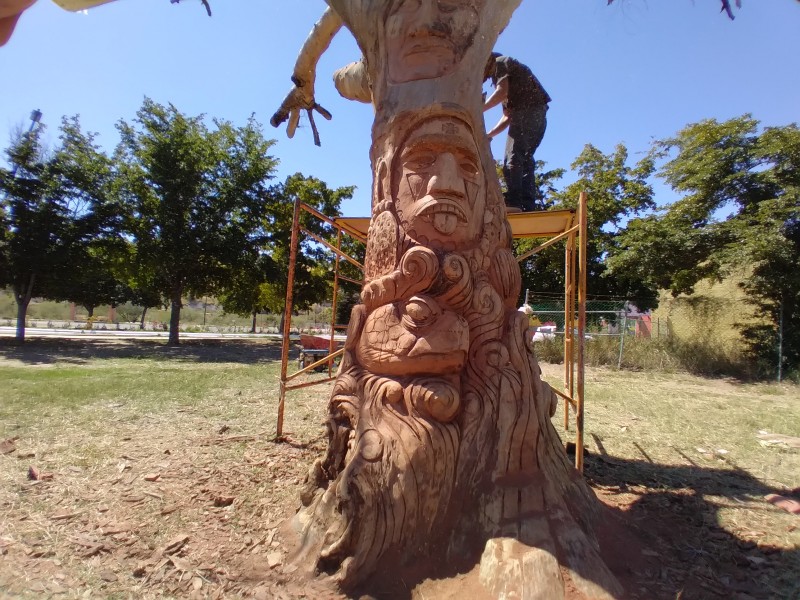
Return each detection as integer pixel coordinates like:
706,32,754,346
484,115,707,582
270,7,342,146
607,0,742,19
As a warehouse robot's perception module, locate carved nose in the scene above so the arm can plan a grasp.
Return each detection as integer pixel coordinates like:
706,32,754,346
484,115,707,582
417,0,438,22
408,1,446,37
427,153,462,194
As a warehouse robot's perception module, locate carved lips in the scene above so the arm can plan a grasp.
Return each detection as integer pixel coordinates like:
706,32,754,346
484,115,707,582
413,194,468,236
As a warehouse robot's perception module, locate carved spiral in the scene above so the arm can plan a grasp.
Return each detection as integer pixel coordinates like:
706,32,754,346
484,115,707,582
436,252,473,312
399,245,439,289
488,248,521,309
406,378,461,423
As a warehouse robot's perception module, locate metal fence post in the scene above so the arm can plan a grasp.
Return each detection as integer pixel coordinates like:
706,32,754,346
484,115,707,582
617,310,628,370
778,296,784,383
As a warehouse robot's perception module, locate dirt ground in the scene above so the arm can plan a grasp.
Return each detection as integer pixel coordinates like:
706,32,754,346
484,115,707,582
0,339,797,599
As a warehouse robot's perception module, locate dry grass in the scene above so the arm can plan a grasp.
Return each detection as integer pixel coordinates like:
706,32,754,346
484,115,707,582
541,362,800,599
0,339,338,599
0,339,798,599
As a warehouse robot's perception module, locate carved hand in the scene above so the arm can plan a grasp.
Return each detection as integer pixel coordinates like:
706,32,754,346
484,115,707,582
270,84,333,146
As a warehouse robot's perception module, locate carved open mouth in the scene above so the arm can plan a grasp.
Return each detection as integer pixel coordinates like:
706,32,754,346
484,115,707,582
415,196,467,235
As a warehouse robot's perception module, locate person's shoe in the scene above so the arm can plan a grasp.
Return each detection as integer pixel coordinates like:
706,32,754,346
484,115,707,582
506,205,523,214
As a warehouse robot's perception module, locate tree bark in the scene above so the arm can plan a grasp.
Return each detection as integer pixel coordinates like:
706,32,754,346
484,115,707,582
139,306,148,330
284,1,622,597
251,310,257,334
13,275,35,344
168,289,182,345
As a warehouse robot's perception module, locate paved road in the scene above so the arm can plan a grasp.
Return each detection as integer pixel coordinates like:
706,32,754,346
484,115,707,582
0,327,289,341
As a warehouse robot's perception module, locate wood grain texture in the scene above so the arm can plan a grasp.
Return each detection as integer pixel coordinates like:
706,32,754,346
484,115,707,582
289,2,621,596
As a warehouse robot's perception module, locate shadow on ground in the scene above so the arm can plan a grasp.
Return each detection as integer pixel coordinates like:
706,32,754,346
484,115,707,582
0,337,287,365
582,446,800,600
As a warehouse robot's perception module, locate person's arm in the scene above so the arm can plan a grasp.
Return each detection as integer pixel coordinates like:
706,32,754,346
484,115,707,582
487,112,510,140
483,76,508,112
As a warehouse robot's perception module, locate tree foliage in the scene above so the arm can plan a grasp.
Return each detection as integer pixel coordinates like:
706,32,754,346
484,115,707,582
115,98,279,344
46,117,128,317
219,173,354,330
0,117,119,341
517,146,657,310
610,116,800,376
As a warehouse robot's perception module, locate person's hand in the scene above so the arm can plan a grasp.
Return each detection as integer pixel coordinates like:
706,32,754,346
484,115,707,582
0,0,37,46
270,82,332,146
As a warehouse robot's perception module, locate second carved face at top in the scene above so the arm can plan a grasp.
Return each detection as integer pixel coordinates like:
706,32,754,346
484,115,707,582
394,116,485,249
386,0,481,83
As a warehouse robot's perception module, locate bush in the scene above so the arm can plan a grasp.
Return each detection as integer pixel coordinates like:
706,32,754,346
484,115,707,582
533,331,753,378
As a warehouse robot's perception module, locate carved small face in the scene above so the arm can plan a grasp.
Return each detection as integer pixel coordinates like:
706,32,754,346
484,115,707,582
394,117,485,248
386,0,481,83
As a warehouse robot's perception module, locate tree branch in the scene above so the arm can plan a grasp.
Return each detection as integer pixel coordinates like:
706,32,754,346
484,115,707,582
608,0,742,19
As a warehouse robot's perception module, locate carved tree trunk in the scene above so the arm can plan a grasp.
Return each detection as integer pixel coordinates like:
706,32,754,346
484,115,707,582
289,1,622,597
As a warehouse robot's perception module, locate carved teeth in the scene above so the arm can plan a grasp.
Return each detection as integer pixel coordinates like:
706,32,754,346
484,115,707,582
417,200,467,235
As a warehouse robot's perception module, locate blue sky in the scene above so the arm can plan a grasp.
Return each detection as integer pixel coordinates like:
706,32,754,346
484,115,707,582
1,0,798,217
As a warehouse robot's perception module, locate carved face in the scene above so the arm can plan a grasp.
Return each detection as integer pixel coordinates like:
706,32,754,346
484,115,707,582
394,116,485,248
356,294,469,377
386,0,481,83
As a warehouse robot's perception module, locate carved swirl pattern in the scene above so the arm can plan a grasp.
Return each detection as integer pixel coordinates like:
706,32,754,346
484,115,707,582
361,245,439,311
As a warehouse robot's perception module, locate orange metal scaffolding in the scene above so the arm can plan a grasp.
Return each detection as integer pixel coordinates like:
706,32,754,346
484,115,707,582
277,192,588,469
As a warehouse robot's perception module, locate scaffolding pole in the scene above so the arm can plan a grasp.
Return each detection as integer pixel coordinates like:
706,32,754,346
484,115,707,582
277,197,302,438
575,191,588,472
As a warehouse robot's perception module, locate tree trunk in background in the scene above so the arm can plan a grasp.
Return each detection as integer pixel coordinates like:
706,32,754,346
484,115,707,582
14,296,29,344
13,275,35,344
251,310,257,334
168,289,182,345
139,306,148,330
285,1,622,598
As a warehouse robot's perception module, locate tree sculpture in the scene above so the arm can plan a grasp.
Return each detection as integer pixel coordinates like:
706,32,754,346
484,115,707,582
274,1,623,597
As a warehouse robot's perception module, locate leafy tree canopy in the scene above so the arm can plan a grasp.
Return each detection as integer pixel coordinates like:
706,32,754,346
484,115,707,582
518,145,657,310
609,116,800,375
0,116,118,341
219,173,354,328
115,98,279,344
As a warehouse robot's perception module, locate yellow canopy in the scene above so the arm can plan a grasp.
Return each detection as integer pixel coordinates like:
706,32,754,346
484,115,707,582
333,208,577,241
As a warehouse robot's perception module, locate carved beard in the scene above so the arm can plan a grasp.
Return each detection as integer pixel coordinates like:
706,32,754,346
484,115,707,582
308,240,515,587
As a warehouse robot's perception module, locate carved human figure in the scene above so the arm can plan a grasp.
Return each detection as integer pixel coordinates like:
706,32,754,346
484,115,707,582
386,0,482,83
283,1,625,597
393,115,485,249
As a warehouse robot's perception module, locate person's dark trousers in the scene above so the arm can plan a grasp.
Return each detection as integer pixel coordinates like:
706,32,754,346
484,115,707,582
503,106,547,211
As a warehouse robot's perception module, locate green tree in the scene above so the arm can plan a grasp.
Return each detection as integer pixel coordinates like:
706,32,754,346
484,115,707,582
610,116,800,377
516,144,657,311
0,116,116,342
46,116,128,319
219,173,354,332
217,252,279,332
116,99,279,344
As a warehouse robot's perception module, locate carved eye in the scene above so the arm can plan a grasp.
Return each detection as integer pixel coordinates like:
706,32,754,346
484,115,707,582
402,296,440,331
394,0,421,13
404,151,437,172
459,158,478,176
406,298,433,323
437,0,464,13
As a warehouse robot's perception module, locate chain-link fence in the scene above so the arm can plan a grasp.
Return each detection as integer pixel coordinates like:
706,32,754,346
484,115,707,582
523,292,764,375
